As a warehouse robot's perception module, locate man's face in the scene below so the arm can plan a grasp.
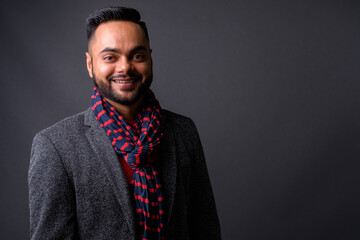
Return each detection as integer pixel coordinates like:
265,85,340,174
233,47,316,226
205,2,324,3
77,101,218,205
86,21,152,106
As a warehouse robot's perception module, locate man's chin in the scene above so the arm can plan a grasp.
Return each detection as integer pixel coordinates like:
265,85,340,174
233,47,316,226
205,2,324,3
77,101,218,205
108,91,144,106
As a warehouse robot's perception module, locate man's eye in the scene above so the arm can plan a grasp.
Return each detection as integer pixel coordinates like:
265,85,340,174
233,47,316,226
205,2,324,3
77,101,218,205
103,56,114,61
132,54,145,61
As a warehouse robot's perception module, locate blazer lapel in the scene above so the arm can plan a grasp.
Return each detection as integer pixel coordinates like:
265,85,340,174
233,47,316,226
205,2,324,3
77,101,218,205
83,108,177,229
159,111,177,226
84,108,136,233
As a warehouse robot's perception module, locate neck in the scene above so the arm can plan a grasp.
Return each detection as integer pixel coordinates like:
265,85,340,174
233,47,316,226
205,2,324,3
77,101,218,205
105,97,144,122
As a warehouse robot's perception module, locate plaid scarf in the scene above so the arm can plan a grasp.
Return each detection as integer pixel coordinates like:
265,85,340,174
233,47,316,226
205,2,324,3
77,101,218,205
91,87,164,240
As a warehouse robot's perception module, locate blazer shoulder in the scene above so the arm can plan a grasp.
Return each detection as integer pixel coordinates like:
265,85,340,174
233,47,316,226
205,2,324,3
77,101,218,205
161,109,195,130
161,109,200,144
34,109,89,141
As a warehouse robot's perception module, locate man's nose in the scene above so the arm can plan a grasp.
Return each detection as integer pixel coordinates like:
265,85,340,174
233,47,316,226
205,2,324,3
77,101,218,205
116,57,131,74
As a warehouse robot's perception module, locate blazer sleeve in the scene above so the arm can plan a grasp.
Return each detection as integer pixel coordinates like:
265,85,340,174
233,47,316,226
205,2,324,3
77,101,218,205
187,120,222,239
28,132,77,240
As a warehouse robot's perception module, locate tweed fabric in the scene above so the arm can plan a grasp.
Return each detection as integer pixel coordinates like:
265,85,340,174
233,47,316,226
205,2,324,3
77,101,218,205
91,88,164,240
29,107,222,239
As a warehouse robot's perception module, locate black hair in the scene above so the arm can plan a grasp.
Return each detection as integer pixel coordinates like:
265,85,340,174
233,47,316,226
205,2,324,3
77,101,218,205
86,6,149,42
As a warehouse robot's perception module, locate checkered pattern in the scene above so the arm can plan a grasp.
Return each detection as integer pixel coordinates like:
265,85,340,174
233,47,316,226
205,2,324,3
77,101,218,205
91,87,164,240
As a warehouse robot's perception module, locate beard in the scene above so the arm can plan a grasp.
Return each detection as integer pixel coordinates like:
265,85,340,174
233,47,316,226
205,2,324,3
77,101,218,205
92,71,153,106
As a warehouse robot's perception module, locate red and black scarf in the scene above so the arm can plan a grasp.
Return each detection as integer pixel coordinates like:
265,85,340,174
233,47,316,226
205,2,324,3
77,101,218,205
91,87,164,240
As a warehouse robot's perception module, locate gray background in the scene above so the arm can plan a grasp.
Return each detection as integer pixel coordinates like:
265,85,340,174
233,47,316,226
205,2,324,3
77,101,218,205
1,0,360,239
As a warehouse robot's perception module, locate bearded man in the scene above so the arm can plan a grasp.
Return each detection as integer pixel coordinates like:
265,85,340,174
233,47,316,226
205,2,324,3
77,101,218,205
29,6,221,240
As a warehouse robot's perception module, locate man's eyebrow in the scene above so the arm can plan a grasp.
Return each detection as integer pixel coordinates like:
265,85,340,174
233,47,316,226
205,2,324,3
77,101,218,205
99,48,121,54
99,46,148,55
129,46,147,54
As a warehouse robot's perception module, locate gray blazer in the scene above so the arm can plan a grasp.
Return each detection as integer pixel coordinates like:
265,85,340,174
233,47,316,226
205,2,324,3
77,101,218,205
29,108,221,239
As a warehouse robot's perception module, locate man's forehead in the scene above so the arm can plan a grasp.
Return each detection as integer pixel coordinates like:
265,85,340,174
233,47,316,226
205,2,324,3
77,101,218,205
95,21,146,41
89,20,149,51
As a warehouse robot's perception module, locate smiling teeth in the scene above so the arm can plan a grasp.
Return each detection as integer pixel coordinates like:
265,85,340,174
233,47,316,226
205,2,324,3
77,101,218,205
114,80,132,83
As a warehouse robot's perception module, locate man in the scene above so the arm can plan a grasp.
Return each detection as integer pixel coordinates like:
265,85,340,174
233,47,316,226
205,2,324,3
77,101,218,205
29,6,221,240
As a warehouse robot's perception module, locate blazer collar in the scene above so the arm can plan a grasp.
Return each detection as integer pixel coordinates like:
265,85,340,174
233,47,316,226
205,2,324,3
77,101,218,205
158,110,178,226
84,107,178,227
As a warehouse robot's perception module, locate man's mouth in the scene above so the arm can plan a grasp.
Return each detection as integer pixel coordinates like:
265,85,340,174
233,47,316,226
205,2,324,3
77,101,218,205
112,79,136,83
109,74,141,82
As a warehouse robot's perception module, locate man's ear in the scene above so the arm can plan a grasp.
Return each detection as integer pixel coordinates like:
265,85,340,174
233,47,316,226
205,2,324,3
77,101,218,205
85,52,93,78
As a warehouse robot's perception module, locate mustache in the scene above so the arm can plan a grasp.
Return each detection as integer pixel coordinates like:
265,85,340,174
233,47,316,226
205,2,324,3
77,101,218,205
107,73,141,81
